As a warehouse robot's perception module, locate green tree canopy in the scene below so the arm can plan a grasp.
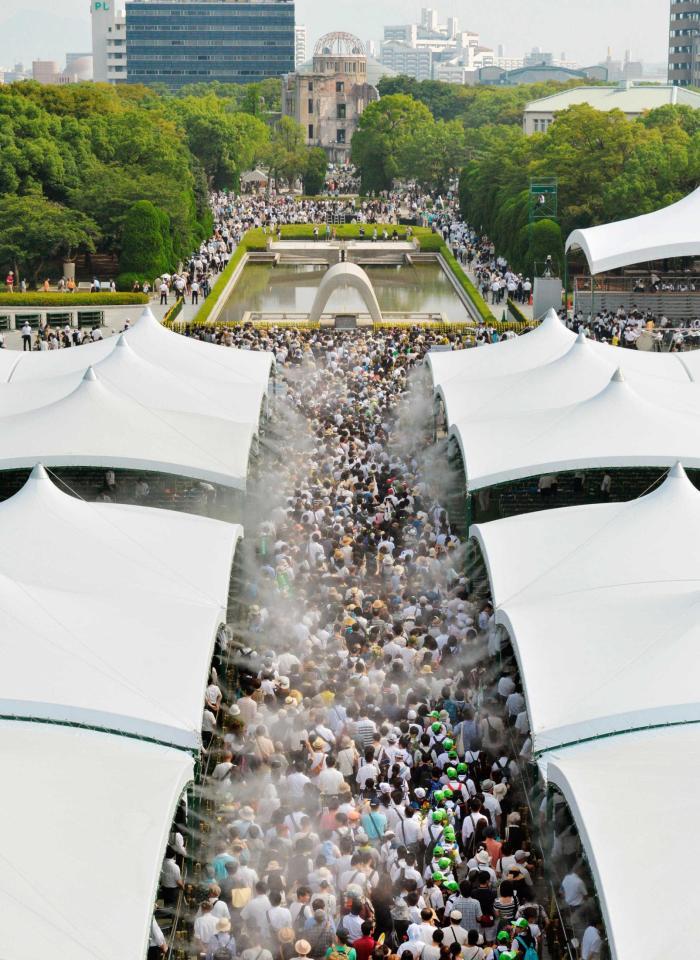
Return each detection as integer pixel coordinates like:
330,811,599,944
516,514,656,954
351,94,434,193
265,116,309,188
0,195,100,282
118,199,173,281
303,147,328,195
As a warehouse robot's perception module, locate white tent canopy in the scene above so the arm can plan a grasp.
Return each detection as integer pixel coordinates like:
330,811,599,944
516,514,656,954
0,365,256,489
0,465,241,749
2,307,273,418
0,721,193,960
472,462,700,753
0,333,264,424
438,329,693,428
427,309,575,393
430,311,692,430
543,725,700,960
451,367,700,490
565,186,700,274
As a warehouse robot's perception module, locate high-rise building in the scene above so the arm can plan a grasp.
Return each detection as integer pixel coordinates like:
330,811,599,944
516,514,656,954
295,25,307,67
125,0,295,90
669,0,700,85
91,1,127,83
420,8,439,32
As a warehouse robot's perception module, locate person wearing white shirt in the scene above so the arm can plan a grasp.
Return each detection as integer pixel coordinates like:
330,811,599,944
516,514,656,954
241,886,273,935
317,758,345,795
560,869,587,907
267,891,292,934
581,922,603,959
194,901,219,951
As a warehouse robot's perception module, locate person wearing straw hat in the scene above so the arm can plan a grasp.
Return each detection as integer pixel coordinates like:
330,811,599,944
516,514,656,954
205,917,236,960
292,940,312,960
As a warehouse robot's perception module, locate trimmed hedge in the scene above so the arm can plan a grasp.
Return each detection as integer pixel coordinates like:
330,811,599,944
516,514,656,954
417,233,444,253
437,244,495,323
0,292,149,307
259,223,423,241
507,298,530,324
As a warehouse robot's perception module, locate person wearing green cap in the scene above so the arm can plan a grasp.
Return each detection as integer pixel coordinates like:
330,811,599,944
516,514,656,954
491,932,513,958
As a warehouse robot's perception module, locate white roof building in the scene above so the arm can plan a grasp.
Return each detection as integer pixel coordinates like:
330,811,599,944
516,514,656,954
451,367,700,490
0,465,241,749
523,81,700,134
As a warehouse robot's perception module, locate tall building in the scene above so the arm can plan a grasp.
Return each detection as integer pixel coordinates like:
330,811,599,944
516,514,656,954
91,1,127,83
669,0,700,85
380,41,433,81
125,0,295,90
295,25,307,67
282,32,378,164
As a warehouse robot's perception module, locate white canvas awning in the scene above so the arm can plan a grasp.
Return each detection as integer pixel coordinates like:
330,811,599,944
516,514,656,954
431,312,692,429
0,465,241,749
471,462,700,753
0,721,193,960
427,309,575,393
0,364,256,489
451,367,700,490
0,333,265,425
565,187,700,274
3,308,273,416
543,725,700,960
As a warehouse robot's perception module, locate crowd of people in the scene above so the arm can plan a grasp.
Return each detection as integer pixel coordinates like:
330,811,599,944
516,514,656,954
150,325,605,960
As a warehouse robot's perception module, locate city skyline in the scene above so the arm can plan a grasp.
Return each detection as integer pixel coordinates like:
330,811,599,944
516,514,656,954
0,0,669,72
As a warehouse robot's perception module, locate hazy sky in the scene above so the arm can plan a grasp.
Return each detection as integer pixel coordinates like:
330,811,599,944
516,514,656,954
0,0,669,70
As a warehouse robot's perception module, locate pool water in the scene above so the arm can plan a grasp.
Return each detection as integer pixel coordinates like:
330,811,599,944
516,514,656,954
222,262,470,322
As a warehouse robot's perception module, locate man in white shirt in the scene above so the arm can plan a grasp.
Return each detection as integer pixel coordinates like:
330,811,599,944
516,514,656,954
441,913,468,946
241,883,273,936
317,756,345,796
560,868,587,907
194,901,219,952
581,922,603,959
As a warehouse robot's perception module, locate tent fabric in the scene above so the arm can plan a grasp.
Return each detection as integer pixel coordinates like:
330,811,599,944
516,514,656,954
565,186,700,274
0,720,193,960
0,365,256,489
0,333,264,424
450,367,700,490
543,725,700,960
0,465,241,748
427,309,575,393
471,462,700,753
432,314,692,430
4,307,273,418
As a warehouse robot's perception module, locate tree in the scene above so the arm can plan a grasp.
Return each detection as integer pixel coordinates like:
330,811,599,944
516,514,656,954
398,118,465,192
521,218,563,278
118,200,173,281
351,95,433,193
0,195,99,283
303,147,328,195
171,96,269,188
265,117,308,189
